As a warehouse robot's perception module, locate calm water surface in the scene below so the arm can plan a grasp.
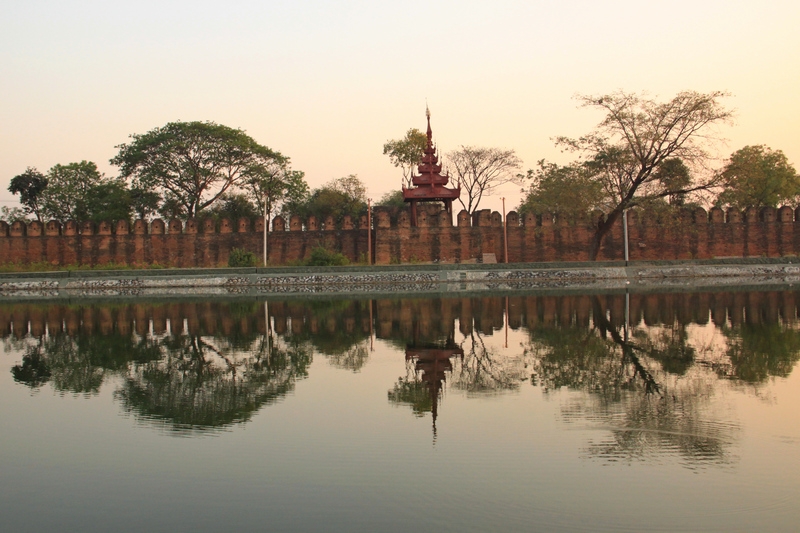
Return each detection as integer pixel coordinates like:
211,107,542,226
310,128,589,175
2,291,800,532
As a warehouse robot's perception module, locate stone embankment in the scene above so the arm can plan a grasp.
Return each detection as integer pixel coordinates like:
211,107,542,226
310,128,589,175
0,258,799,300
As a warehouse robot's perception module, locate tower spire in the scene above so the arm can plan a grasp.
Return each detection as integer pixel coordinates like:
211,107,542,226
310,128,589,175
426,104,432,141
401,104,460,226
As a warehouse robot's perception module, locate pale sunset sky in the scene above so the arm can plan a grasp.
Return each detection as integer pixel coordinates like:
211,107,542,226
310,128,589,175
1,0,798,214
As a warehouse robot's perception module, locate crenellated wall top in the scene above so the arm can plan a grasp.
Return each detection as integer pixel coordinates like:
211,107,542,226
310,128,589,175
1,205,799,237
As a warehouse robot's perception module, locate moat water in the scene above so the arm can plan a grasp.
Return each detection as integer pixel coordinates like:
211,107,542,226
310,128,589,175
2,290,800,532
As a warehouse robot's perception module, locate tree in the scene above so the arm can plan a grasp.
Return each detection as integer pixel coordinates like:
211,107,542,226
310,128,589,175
37,162,134,224
85,180,134,223
518,160,608,221
206,193,260,222
295,175,368,224
557,90,732,259
41,161,104,223
383,128,427,188
716,145,800,209
654,158,692,206
0,206,28,223
111,121,287,218
376,190,406,210
8,167,48,222
129,185,161,220
446,146,522,214
243,166,309,221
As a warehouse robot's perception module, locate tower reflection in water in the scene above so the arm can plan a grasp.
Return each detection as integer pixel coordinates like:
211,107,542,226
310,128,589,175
388,339,464,440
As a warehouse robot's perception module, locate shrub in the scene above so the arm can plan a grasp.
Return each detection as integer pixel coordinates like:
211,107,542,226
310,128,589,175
306,246,349,266
228,248,258,267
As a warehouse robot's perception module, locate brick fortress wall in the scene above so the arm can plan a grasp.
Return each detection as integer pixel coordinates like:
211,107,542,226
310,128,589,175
0,214,369,267
375,204,800,263
1,204,799,267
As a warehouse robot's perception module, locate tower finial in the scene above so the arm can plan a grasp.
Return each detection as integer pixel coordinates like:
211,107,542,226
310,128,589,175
425,103,432,141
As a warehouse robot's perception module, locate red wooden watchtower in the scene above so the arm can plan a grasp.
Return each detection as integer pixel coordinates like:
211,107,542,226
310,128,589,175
402,108,460,226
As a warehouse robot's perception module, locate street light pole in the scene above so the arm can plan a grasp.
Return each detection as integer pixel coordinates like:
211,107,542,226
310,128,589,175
622,208,629,264
264,196,269,266
502,197,508,263
367,198,372,266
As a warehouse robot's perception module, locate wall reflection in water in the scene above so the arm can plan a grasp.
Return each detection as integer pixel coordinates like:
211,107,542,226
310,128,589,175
4,292,800,461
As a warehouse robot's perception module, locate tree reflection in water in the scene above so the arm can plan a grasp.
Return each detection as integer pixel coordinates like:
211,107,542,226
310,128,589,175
304,300,371,372
720,322,800,382
116,332,311,433
6,302,313,434
523,293,800,467
388,374,433,417
12,331,161,395
4,290,800,452
451,330,529,395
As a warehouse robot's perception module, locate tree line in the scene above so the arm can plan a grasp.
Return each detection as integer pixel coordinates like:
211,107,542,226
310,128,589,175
382,91,798,260
7,91,799,260
6,121,370,229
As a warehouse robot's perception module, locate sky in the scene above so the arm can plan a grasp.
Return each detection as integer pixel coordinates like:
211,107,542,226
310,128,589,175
1,0,799,215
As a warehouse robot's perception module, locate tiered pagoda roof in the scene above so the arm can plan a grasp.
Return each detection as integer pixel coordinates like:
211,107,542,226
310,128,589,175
402,108,460,203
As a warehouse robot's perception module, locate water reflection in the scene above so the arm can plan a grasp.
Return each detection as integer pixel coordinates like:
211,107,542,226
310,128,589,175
388,340,464,437
116,331,311,433
4,291,800,455
11,330,161,395
452,330,529,395
278,300,373,372
6,302,313,434
525,296,733,466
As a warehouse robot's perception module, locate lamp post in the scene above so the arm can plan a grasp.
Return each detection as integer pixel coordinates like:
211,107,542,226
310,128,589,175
264,196,269,266
502,197,508,263
622,208,629,264
367,198,372,266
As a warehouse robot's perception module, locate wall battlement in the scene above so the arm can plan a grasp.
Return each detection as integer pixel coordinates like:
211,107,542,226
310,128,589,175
1,205,799,267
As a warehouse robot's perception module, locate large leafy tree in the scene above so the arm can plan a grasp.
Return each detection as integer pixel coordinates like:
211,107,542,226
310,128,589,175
8,167,48,222
375,190,406,210
447,146,522,214
85,179,135,223
110,121,287,218
243,166,309,221
383,128,427,188
206,193,260,222
129,185,161,220
519,157,695,221
716,145,799,209
556,90,732,259
41,161,104,223
653,158,693,206
518,160,608,221
294,174,368,224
